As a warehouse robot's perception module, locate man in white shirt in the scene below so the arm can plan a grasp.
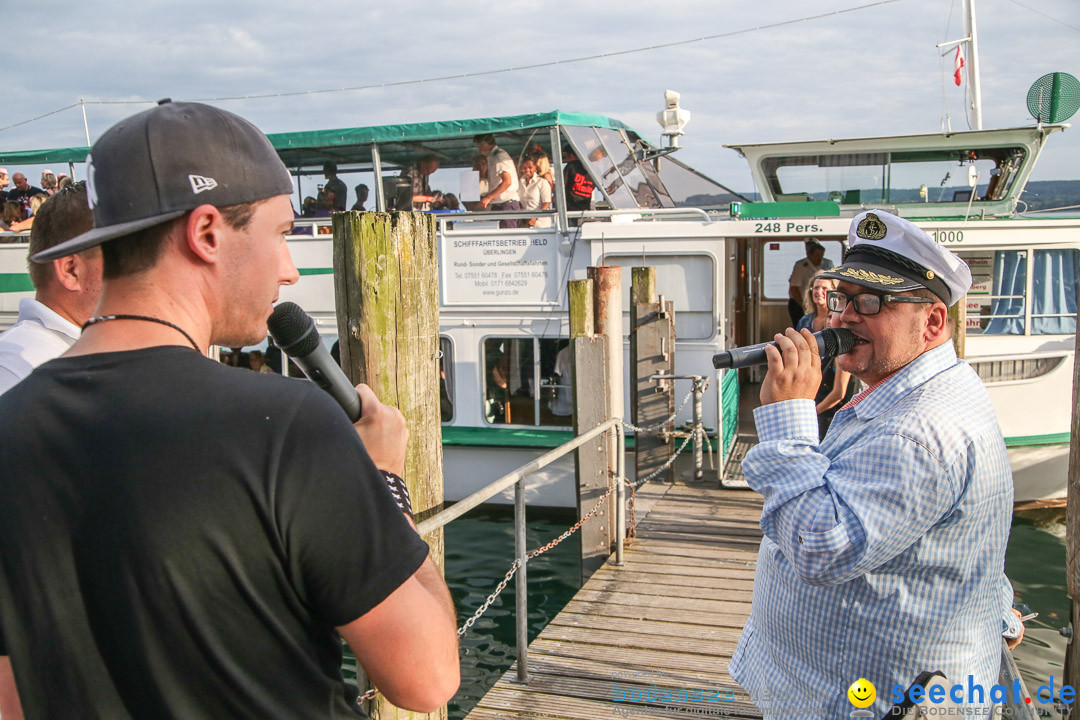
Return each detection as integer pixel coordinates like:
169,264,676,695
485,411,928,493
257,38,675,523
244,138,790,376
0,182,102,396
474,133,521,228
519,157,552,228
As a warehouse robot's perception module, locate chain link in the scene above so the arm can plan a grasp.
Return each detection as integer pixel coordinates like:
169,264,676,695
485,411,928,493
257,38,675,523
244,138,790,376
621,383,698,434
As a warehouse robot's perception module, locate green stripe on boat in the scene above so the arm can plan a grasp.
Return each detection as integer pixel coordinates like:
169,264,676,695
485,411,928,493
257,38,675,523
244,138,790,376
298,268,333,276
1004,433,1070,448
0,274,34,293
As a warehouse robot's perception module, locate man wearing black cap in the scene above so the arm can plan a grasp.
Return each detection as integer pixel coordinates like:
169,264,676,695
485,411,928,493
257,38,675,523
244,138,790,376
730,211,1021,718
0,101,458,719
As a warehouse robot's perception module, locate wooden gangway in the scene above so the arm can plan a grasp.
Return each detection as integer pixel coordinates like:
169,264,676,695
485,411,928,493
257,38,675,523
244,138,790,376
465,479,766,720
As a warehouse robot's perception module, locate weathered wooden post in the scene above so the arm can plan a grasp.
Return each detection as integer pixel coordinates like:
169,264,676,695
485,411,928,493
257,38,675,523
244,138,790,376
629,267,675,484
332,211,446,720
1064,277,1080,691
569,278,611,582
588,266,621,556
948,296,967,359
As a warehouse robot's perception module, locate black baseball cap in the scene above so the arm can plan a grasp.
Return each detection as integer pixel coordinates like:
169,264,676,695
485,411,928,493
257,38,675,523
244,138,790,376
33,100,293,263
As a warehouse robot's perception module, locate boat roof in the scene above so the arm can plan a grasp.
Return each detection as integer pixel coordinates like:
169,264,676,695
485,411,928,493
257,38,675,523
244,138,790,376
725,124,1069,218
0,110,642,169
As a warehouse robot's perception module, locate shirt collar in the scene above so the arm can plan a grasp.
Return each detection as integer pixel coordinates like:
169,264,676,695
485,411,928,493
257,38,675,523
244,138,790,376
846,342,959,421
17,297,80,343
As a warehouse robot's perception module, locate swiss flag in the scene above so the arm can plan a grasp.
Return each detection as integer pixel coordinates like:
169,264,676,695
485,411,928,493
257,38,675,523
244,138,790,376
953,47,965,86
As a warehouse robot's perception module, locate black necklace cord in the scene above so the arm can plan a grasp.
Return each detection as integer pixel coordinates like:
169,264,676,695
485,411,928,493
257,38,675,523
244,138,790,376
81,314,201,354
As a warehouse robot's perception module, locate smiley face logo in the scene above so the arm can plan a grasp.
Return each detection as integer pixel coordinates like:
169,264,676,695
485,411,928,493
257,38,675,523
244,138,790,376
848,678,876,708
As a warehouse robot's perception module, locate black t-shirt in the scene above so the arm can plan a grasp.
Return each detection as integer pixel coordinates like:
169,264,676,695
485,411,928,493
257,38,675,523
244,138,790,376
6,186,44,207
325,178,348,211
563,160,594,212
0,347,428,719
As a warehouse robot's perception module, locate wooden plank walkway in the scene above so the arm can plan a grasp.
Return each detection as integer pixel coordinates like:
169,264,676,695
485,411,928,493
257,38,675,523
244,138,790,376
465,479,766,720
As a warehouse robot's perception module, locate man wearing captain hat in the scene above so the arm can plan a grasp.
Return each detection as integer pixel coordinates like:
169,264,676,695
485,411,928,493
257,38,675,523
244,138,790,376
730,211,1022,718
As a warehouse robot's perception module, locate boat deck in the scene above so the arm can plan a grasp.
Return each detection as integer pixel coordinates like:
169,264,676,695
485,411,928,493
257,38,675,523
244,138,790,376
464,478,765,720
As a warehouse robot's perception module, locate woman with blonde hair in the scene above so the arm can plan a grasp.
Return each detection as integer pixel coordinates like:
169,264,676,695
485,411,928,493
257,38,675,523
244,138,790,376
795,269,854,436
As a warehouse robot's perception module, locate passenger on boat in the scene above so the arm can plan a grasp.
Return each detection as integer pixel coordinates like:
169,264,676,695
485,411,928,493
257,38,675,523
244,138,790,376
401,154,439,210
0,201,23,232
0,167,8,201
561,144,595,223
795,271,853,437
351,182,369,211
10,193,47,233
7,173,45,212
732,210,1022,719
40,170,57,196
0,182,100,399
786,238,834,325
56,174,73,192
321,161,347,211
0,101,459,719
519,157,552,228
525,144,556,189
473,133,521,228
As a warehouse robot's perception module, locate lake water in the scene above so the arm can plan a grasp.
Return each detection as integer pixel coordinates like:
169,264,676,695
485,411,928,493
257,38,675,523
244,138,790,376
441,505,1074,719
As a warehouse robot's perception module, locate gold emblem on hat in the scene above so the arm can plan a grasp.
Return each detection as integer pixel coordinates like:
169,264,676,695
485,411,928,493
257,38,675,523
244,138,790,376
926,270,935,280
856,213,888,241
836,267,906,285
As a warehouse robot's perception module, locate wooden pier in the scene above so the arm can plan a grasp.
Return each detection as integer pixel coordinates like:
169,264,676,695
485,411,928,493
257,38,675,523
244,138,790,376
465,478,766,720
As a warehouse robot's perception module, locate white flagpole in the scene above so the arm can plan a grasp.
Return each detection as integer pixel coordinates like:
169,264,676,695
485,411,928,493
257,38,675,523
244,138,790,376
964,0,983,130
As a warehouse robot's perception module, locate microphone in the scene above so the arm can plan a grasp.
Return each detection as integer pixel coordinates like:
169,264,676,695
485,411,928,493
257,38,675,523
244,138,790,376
267,302,362,421
712,327,856,370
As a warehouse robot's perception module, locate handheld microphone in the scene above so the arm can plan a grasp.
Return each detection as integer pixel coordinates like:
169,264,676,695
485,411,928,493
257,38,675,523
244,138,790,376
267,302,362,421
712,327,856,370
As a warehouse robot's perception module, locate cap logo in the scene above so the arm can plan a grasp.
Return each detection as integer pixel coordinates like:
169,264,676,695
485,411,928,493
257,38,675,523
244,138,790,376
836,266,906,285
856,213,888,241
85,155,98,209
189,174,218,195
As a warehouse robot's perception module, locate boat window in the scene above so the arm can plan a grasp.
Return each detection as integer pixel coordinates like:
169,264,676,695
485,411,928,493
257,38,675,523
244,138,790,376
761,240,845,301
482,337,572,427
595,128,661,209
653,155,746,207
602,254,717,340
439,336,454,423
959,248,1078,335
761,147,1027,205
564,126,636,209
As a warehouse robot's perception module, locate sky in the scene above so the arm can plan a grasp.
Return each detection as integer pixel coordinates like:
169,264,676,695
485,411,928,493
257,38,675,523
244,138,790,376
3,0,1078,196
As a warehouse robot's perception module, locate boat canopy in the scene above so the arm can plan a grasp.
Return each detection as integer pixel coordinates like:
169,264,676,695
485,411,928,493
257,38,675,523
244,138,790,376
726,125,1068,219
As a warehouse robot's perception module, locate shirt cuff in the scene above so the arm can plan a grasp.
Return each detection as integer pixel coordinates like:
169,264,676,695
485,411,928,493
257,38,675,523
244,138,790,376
753,399,819,443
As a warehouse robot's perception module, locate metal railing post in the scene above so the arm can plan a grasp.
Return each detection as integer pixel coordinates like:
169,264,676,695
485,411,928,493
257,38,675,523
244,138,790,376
693,377,704,481
514,479,529,683
615,422,626,565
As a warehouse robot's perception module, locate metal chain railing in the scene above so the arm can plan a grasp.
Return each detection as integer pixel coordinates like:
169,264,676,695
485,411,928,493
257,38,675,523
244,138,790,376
359,378,710,707
622,384,697,434
456,482,616,637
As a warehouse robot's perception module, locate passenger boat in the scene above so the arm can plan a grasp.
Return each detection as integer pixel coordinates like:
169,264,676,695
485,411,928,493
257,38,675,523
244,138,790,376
1,107,1075,507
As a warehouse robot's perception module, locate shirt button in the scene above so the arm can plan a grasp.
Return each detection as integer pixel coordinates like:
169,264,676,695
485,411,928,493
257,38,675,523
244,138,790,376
798,535,804,544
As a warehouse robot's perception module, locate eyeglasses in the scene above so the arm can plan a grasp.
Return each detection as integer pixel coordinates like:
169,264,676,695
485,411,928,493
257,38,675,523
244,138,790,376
826,290,935,316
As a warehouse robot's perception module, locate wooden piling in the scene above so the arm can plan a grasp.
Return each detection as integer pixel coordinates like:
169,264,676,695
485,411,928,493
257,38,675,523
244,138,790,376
332,211,446,720
587,267,621,560
629,267,675,484
569,278,611,583
948,295,967,359
1064,275,1080,691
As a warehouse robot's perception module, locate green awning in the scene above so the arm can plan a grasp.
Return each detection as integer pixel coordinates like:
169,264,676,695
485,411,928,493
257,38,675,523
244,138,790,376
0,111,641,172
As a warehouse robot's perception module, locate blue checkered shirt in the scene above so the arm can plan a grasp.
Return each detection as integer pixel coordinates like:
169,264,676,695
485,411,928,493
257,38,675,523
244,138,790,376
730,343,1016,718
